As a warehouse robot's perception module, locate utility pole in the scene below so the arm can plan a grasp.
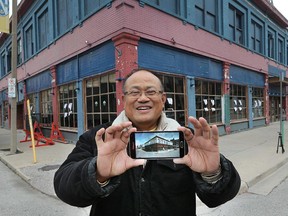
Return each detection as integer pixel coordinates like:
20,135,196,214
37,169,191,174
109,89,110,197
10,0,18,154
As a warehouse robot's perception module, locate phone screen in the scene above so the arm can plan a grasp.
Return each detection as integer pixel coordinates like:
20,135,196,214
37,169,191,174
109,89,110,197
129,131,185,160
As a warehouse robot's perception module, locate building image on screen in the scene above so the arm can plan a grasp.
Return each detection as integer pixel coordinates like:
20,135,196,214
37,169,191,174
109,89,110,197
135,132,180,158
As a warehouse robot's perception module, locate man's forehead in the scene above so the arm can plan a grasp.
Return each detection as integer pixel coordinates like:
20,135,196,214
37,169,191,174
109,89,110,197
125,71,160,84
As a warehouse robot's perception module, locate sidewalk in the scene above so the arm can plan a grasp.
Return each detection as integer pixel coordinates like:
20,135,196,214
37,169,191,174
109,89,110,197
0,122,288,199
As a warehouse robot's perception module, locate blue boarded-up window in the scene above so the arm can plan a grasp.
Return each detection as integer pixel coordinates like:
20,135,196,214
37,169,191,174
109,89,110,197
57,58,78,85
230,65,264,87
26,71,52,94
79,42,115,78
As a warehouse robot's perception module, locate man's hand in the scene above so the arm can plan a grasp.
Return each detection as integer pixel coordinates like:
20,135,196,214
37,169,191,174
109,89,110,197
95,122,145,182
174,116,220,173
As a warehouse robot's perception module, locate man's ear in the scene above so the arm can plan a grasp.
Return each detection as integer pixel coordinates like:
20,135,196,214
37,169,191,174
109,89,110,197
122,94,126,107
161,93,167,110
161,92,167,104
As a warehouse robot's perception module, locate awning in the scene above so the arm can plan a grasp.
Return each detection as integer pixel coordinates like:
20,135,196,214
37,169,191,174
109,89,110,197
268,76,288,85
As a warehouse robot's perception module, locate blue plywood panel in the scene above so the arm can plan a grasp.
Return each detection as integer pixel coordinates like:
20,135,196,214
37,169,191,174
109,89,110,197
56,58,78,85
79,41,115,79
230,65,264,87
138,40,222,81
268,65,285,77
26,70,52,94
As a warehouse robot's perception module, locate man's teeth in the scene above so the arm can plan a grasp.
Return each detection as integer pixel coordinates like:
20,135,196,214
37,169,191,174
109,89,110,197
137,107,150,110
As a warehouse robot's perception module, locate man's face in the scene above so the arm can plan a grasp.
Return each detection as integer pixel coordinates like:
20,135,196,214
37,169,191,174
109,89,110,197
122,70,166,131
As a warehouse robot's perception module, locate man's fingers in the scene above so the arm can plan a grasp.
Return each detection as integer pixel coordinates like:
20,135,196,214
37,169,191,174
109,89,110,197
95,128,105,144
188,116,202,137
199,117,211,139
104,122,133,140
211,125,219,145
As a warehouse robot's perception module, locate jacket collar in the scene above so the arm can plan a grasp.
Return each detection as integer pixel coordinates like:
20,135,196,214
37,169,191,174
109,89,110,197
112,111,171,131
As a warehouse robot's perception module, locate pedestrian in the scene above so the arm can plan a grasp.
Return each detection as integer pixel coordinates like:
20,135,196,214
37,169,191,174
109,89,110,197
54,69,241,216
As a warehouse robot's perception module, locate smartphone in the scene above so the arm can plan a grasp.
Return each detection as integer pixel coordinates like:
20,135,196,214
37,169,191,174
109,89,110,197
128,131,186,160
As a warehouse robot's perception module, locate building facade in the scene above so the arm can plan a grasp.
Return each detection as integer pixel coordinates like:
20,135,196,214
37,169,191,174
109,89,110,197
0,0,287,142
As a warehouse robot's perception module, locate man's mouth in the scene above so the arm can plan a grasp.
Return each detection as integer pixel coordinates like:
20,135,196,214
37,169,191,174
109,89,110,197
136,106,151,110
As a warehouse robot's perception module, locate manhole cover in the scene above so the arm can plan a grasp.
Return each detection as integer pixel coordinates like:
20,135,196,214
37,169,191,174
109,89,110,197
39,164,60,171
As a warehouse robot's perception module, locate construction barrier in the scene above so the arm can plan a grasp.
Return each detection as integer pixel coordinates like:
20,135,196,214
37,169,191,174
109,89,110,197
20,121,55,147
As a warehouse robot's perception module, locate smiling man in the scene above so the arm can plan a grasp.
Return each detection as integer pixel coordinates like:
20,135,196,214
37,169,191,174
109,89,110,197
54,69,241,216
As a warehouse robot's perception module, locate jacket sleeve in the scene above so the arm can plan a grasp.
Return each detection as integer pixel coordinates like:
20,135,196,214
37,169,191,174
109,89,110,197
53,123,120,207
194,154,241,208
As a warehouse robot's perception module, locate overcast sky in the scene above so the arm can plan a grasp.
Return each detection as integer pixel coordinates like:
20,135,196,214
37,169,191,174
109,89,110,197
272,0,288,19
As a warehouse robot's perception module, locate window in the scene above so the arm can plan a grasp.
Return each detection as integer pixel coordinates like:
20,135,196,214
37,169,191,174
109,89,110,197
278,36,284,63
268,31,275,59
24,25,34,60
83,0,107,17
228,5,244,45
144,0,184,17
250,20,263,54
57,0,75,35
287,42,288,65
195,80,222,124
26,93,40,125
195,0,218,32
17,37,22,65
40,89,53,126
27,93,37,115
1,52,6,76
85,73,117,129
252,87,264,118
156,74,186,126
59,83,78,128
230,84,247,120
7,46,11,72
37,8,49,50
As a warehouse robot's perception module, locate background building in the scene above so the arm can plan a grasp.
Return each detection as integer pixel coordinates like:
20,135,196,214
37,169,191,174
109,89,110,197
0,0,287,142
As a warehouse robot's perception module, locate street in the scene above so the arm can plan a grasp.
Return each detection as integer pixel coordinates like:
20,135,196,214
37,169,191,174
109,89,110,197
197,174,288,216
0,161,90,216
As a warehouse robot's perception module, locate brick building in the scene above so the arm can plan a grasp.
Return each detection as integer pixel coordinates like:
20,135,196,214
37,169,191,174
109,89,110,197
0,0,287,142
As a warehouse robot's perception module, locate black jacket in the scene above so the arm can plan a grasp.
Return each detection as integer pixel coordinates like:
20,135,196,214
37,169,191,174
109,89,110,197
54,122,241,216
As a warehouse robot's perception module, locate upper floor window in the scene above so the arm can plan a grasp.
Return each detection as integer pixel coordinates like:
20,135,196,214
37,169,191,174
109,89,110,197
7,46,11,72
230,84,247,121
157,73,187,126
24,25,34,60
268,31,275,59
144,0,184,17
228,5,244,45
83,0,108,17
250,20,263,54
278,36,284,64
195,80,222,124
17,37,22,65
195,0,218,32
85,73,117,129
57,0,75,35
286,42,288,65
1,52,6,76
37,8,49,51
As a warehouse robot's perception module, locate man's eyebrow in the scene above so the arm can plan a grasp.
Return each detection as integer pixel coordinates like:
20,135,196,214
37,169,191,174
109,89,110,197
126,86,158,90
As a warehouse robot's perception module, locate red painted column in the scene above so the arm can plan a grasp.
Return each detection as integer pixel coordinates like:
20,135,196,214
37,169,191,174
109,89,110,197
223,62,231,134
264,74,270,125
112,33,140,114
50,66,59,126
23,81,28,129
